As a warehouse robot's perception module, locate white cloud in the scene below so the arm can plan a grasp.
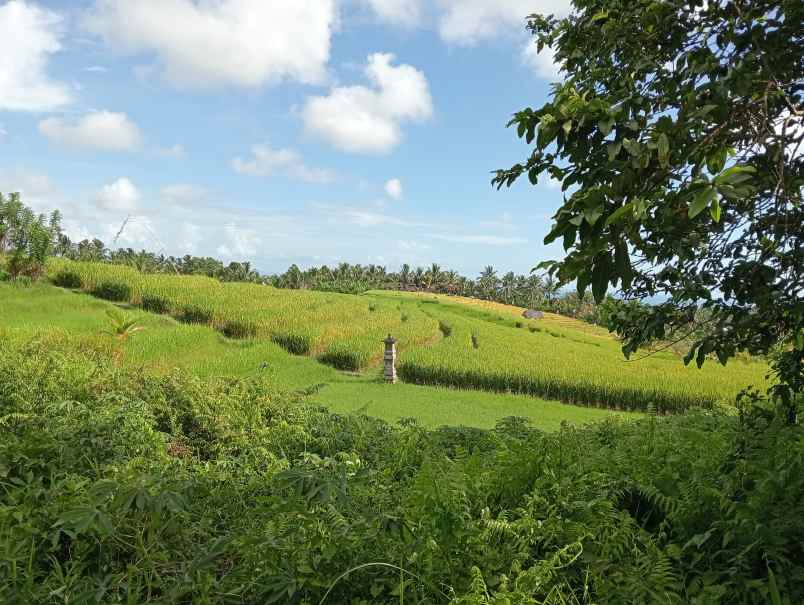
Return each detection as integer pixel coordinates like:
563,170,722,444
39,111,143,152
436,0,572,45
430,233,527,246
83,65,108,73
0,0,72,111
398,239,430,251
155,144,185,159
0,125,7,140
384,178,403,199
232,143,334,183
364,0,421,27
85,0,336,88
160,183,207,206
302,52,433,154
0,167,57,200
93,177,141,212
217,223,261,257
522,42,560,80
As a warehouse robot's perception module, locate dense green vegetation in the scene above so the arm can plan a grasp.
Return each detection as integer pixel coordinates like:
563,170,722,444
1,332,801,604
42,258,768,413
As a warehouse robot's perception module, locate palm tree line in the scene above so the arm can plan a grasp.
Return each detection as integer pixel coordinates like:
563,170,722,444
1,191,605,324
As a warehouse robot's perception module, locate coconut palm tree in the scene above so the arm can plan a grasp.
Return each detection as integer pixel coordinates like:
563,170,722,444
399,263,411,289
425,263,442,290
478,265,499,300
500,271,517,304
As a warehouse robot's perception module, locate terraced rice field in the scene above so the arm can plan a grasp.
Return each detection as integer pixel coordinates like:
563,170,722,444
47,259,438,370
373,292,769,414
45,259,769,412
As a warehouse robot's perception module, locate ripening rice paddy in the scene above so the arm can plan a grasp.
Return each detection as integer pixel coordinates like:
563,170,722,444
44,259,769,413
47,258,439,370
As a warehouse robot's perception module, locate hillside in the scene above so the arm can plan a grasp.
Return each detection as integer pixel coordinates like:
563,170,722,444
0,280,623,431
34,258,770,415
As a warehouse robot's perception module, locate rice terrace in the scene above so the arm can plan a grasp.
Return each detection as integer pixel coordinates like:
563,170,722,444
0,0,802,603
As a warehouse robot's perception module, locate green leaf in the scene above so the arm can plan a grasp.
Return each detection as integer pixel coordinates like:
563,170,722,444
563,120,572,136
599,119,615,136
605,203,633,226
689,187,715,219
709,197,722,222
528,168,539,185
657,133,670,168
768,567,783,605
591,253,611,303
714,165,756,186
607,140,622,161
614,241,632,290
706,148,727,174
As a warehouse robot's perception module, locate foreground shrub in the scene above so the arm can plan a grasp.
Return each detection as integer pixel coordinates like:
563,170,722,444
220,319,258,339
92,280,131,302
179,304,213,324
140,294,170,314
0,333,801,604
52,270,82,289
272,331,312,355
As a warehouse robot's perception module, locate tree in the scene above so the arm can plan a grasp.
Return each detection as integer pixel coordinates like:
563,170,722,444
0,193,60,279
494,0,803,419
478,265,499,299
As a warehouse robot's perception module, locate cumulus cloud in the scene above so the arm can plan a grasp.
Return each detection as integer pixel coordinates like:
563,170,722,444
522,42,561,80
0,0,72,111
160,183,207,206
232,143,334,183
39,111,143,152
384,178,403,199
302,53,432,154
217,223,261,257
93,177,141,212
364,0,421,27
84,0,336,88
436,0,572,45
155,144,186,158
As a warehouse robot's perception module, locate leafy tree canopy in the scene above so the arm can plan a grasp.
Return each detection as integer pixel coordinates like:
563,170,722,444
495,0,803,415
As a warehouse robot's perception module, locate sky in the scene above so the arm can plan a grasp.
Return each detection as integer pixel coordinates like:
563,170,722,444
0,0,573,277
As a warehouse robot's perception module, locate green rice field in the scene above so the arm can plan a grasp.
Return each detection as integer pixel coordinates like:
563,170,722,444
33,258,771,415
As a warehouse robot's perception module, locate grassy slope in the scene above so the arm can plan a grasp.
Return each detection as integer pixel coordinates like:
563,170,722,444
0,282,627,430
45,260,768,412
371,290,768,412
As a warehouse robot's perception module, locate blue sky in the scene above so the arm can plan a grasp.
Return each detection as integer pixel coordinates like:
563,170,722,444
0,0,572,276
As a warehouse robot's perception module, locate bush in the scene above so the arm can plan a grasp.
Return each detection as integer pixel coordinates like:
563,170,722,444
180,305,213,324
221,319,258,340
0,335,802,604
141,294,170,314
318,348,363,371
272,332,312,355
52,270,82,289
92,280,131,302
0,269,10,283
